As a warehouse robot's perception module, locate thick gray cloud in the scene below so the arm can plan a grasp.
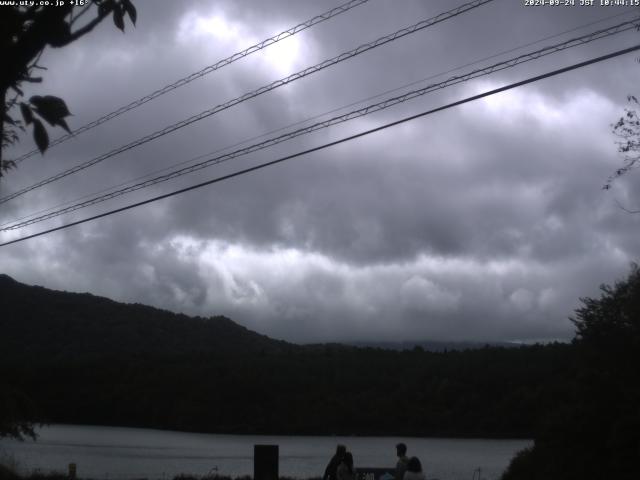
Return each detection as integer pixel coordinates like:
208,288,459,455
1,0,639,343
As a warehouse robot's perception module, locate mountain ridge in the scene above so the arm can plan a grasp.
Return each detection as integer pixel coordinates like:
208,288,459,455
2,274,523,353
1,273,293,360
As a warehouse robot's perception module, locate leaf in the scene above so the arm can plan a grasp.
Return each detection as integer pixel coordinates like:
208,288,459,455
30,95,71,118
122,0,137,25
98,0,114,17
32,119,49,154
57,117,72,134
20,103,33,125
30,95,72,129
113,6,125,32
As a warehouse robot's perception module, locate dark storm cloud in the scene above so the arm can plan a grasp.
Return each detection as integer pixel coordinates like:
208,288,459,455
157,87,631,266
1,0,639,343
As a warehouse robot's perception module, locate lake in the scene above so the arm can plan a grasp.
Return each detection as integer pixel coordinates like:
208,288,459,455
0,425,530,480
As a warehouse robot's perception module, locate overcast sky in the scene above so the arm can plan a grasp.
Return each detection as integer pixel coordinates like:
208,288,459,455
1,0,639,343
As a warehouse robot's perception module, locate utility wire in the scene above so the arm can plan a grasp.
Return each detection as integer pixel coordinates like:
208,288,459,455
2,43,638,248
16,3,631,209
7,6,631,230
12,0,372,164
0,0,494,206
3,18,636,232
3,6,634,232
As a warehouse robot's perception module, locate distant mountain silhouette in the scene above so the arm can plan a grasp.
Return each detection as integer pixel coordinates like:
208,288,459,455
348,340,519,352
1,274,524,357
1,274,292,361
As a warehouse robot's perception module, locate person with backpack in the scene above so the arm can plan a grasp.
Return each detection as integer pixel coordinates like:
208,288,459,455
403,456,425,480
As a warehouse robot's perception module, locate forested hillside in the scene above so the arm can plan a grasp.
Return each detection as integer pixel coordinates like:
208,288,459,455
0,274,291,359
1,274,574,438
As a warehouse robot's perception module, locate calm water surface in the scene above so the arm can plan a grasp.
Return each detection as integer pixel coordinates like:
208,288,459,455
0,425,530,480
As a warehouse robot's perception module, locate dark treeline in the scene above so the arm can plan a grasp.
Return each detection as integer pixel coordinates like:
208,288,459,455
1,341,575,438
0,274,574,438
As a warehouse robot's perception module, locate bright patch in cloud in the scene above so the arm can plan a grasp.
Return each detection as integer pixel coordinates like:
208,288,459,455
260,35,302,75
177,10,245,45
471,81,615,132
401,276,460,313
176,11,303,76
128,236,580,342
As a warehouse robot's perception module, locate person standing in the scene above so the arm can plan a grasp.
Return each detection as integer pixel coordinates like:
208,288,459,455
394,443,409,480
324,445,347,480
403,457,425,480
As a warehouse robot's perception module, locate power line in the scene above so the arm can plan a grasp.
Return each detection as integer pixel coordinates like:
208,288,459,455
20,6,629,233
2,43,638,248
9,11,636,235
6,5,626,233
9,7,632,217
4,18,635,230
5,8,634,233
3,18,636,232
12,0,372,164
0,0,494,206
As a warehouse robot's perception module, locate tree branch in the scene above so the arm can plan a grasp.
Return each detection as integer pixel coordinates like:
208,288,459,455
69,3,93,27
63,6,113,45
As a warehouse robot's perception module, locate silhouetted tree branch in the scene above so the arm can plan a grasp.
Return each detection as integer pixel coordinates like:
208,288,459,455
0,0,136,177
603,95,640,205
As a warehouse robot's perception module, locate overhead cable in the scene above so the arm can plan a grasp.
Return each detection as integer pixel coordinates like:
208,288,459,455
5,8,632,231
2,43,638,248
0,0,495,205
3,18,637,231
12,0,372,164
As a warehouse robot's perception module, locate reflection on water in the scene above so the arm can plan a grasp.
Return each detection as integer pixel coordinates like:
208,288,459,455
0,425,530,480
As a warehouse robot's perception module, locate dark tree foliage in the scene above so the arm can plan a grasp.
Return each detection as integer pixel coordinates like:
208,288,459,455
502,265,640,480
573,263,640,348
0,385,38,441
0,0,136,176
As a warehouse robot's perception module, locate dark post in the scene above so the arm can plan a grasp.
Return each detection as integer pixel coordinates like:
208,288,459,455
254,444,279,480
